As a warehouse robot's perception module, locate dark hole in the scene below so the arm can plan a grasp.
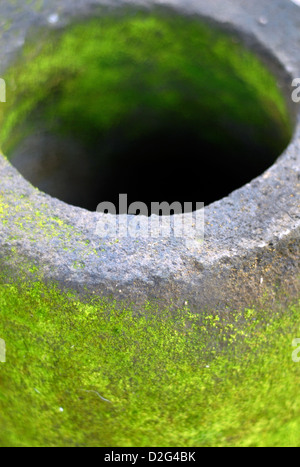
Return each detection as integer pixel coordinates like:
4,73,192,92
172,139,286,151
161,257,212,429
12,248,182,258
1,12,293,214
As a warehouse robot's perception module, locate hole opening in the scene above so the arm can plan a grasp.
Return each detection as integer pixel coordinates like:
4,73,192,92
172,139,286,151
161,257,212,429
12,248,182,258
0,9,294,213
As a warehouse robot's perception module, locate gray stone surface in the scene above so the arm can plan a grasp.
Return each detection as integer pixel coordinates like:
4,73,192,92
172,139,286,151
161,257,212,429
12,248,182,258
0,0,299,311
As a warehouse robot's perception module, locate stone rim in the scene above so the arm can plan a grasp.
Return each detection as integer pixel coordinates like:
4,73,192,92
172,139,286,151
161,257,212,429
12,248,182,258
0,0,299,311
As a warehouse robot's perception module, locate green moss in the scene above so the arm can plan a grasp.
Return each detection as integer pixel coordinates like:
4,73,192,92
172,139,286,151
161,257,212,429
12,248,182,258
0,11,298,446
0,274,300,447
0,194,96,260
0,11,292,157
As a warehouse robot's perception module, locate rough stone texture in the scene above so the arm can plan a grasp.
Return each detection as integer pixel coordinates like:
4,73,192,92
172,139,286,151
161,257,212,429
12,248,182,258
0,0,299,311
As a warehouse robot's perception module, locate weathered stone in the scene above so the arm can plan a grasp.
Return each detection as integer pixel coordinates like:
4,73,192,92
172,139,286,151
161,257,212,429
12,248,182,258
0,0,299,311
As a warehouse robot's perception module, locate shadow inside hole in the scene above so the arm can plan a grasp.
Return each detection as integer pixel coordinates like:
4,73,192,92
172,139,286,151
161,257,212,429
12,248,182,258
2,12,293,214
10,114,286,213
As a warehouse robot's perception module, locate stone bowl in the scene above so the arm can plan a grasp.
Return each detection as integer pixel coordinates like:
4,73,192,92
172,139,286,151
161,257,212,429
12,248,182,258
0,0,299,311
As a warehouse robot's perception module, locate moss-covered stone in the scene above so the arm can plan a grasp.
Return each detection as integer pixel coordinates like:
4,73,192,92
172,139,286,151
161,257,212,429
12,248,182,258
0,11,293,209
0,275,300,446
